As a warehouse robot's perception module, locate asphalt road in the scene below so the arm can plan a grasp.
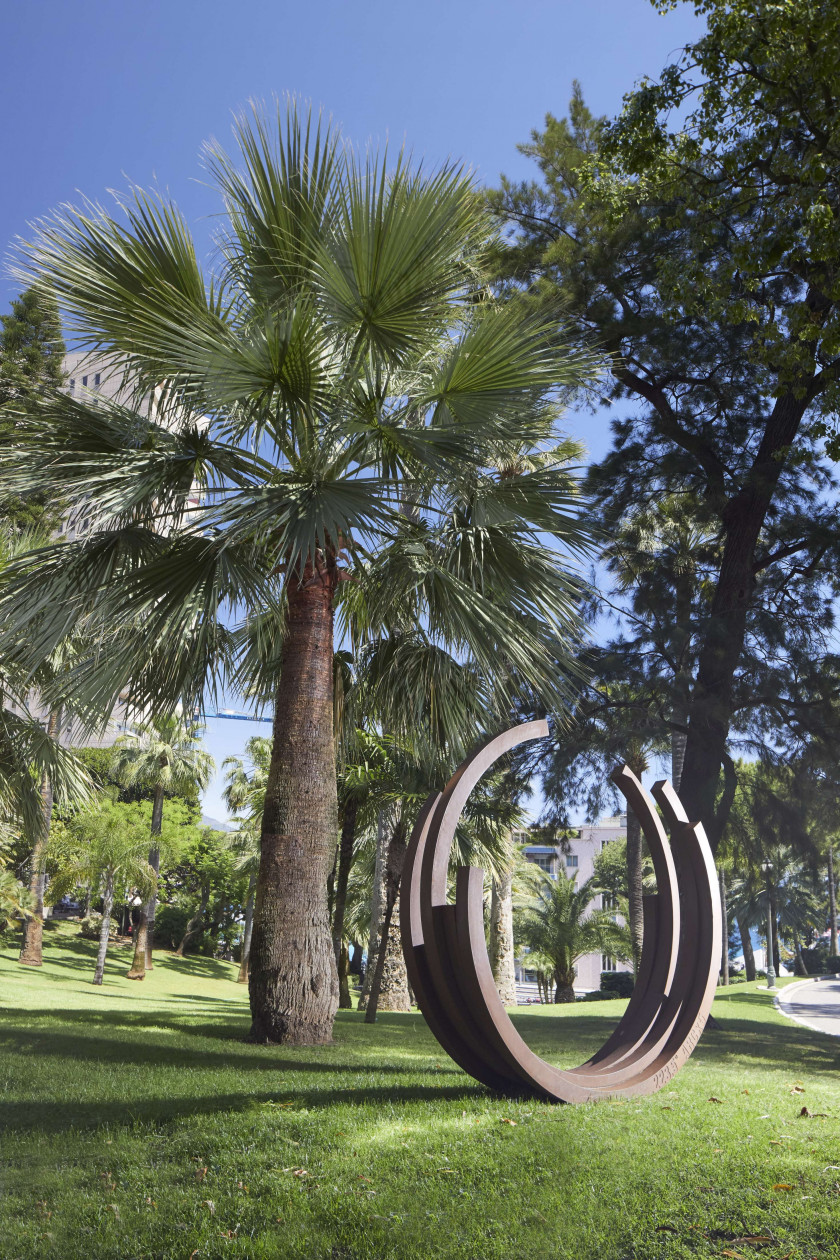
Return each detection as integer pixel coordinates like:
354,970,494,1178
778,977,840,1038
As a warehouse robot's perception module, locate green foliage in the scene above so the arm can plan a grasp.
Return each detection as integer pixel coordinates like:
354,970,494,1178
0,287,65,531
517,866,631,994
152,902,189,949
828,954,840,975
0,828,31,928
0,103,594,740
601,970,634,998
78,911,117,940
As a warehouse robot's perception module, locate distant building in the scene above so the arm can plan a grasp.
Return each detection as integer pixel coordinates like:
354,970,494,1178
514,815,633,995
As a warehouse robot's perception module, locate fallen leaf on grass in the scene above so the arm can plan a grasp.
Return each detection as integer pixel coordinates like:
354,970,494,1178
717,1250,747,1258
195,1166,208,1182
500,1118,517,1126
661,1105,672,1111
357,1175,372,1183
772,1183,793,1191
105,1204,120,1219
732,1236,775,1245
202,1200,215,1215
708,1096,725,1104
799,1106,828,1117
790,1086,805,1095
655,1224,678,1233
741,1089,749,1095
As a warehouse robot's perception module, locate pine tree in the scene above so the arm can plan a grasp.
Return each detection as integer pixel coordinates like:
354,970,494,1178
0,287,65,531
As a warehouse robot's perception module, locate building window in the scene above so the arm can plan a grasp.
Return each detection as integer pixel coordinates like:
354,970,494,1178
82,375,88,386
566,854,578,867
94,373,101,387
69,379,75,392
602,955,616,972
531,854,554,874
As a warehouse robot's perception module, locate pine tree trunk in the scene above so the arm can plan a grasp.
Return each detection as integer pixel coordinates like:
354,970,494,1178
175,882,210,957
126,907,148,979
19,707,59,967
719,867,729,986
145,784,164,970
736,911,756,981
238,870,257,983
332,798,357,970
358,809,389,1011
625,806,644,974
364,819,408,1023
93,873,114,986
248,554,340,1045
828,847,838,959
489,869,517,1005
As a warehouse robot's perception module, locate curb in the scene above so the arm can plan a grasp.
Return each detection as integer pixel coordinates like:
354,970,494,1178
773,976,840,1039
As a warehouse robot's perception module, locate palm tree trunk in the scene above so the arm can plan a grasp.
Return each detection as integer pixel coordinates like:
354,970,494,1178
127,906,148,979
332,798,357,971
93,873,115,986
337,941,352,1008
719,867,729,986
792,926,807,976
489,869,517,1005
364,819,408,1023
358,808,389,1011
828,847,838,959
625,806,644,974
145,784,165,970
736,911,756,981
554,969,575,1003
770,887,779,974
19,707,60,967
175,882,210,957
238,870,257,983
248,554,340,1045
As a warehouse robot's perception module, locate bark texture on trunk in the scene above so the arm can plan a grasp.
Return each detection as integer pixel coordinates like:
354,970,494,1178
331,798,357,971
736,911,756,981
828,847,838,959
93,875,114,986
770,888,780,974
625,806,644,974
719,867,729,986
126,908,148,979
364,819,408,1023
238,871,257,983
554,978,576,1003
792,927,807,976
679,392,808,849
19,708,60,968
358,809,389,1012
489,870,517,1006
248,555,340,1045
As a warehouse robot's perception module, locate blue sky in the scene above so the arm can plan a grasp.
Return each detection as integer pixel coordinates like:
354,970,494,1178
1,0,705,820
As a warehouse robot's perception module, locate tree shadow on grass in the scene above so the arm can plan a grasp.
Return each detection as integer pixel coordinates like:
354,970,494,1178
0,1078,487,1138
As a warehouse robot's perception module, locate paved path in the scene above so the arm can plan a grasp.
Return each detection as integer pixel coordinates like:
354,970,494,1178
777,978,840,1037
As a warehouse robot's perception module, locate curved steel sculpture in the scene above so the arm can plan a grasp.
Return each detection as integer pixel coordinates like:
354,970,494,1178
400,718,722,1101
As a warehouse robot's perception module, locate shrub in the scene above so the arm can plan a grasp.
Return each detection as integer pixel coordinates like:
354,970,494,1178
827,954,840,975
801,946,829,975
578,989,620,1002
153,904,190,949
601,971,634,998
79,913,116,940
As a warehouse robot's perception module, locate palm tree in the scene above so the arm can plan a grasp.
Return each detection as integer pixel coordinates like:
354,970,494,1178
112,715,214,977
50,798,157,984
222,736,270,983
0,103,593,1044
517,867,631,1002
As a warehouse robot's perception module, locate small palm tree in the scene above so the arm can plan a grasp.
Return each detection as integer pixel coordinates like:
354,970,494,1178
518,867,631,1002
51,798,157,985
112,715,214,976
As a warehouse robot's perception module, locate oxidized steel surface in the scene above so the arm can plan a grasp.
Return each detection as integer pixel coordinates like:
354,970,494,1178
399,719,722,1101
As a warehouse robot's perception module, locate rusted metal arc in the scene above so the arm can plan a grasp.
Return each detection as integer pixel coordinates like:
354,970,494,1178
401,719,722,1102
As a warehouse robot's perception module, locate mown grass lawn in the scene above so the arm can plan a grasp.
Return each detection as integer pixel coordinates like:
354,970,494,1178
1,923,839,1260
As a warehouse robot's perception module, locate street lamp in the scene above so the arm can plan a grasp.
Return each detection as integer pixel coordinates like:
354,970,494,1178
761,861,776,990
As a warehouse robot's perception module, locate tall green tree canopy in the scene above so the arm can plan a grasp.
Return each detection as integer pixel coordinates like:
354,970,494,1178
490,0,840,845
